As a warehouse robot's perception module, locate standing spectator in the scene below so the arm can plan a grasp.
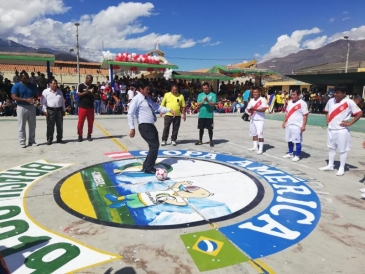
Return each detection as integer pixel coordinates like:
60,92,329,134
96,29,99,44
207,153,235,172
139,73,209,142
13,71,20,83
77,75,96,142
242,87,251,121
195,82,217,147
41,79,66,145
319,86,363,176
160,85,186,146
282,89,309,162
127,85,136,102
29,72,37,85
94,84,101,115
247,87,268,154
11,72,38,148
71,85,79,115
119,80,127,103
127,84,174,174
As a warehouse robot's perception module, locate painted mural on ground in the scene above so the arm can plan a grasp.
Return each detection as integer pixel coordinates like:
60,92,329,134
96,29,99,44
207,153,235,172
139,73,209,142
55,154,264,228
0,160,119,274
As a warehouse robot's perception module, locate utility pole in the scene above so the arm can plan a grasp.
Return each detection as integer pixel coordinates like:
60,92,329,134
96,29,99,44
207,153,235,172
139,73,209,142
344,36,350,73
75,22,80,84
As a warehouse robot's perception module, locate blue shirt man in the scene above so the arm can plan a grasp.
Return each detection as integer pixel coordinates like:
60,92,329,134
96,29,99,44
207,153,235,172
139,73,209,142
11,72,38,147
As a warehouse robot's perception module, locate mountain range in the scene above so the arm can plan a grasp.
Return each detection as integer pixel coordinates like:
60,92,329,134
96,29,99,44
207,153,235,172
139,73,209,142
2,38,365,74
0,38,90,62
259,39,365,75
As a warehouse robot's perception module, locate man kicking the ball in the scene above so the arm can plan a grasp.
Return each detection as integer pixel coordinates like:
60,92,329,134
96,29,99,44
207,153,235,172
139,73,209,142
319,85,362,176
247,87,268,154
282,89,309,162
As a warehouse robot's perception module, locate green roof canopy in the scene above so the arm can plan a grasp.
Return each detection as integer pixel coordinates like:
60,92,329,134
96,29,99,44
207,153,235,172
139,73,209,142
287,72,365,86
0,52,55,66
208,65,276,77
172,71,233,81
101,59,178,70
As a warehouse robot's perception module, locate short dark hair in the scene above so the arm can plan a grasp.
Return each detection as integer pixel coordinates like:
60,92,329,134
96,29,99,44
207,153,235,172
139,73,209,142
202,82,209,88
292,89,301,95
252,86,260,91
334,85,347,93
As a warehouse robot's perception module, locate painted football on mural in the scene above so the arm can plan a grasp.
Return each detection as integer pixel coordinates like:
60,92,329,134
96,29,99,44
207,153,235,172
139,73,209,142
155,168,168,181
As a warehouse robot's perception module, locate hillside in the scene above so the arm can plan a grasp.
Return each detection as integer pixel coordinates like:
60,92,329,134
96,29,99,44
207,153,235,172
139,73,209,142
0,38,90,62
259,39,365,74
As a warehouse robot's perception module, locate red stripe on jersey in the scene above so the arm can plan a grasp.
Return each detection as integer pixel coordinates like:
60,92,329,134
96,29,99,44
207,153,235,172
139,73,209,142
249,99,263,116
286,103,301,121
328,102,349,123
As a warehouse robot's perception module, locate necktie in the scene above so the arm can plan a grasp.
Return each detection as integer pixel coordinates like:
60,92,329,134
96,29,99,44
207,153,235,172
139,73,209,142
145,97,157,122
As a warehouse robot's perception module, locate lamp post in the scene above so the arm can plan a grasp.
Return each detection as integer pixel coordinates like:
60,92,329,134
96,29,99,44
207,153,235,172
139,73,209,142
344,36,350,73
75,22,80,84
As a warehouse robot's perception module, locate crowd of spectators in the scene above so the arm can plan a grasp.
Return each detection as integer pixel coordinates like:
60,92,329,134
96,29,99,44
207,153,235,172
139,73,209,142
1,70,364,117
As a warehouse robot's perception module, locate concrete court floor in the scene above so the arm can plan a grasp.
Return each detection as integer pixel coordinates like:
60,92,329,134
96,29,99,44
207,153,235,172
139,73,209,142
0,112,364,274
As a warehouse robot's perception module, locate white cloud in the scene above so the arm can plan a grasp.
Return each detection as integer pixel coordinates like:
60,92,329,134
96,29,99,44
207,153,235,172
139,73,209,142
1,1,210,61
342,17,350,21
327,25,365,43
302,35,328,49
329,18,335,23
260,27,321,62
260,24,365,63
198,37,211,43
209,41,221,46
0,0,69,32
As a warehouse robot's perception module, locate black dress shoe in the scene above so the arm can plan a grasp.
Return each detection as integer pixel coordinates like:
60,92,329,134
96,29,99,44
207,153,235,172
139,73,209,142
78,136,83,142
87,135,92,141
144,167,157,174
47,140,52,145
56,140,66,144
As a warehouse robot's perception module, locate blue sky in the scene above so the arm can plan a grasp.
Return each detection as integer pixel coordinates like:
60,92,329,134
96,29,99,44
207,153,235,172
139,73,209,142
1,0,365,70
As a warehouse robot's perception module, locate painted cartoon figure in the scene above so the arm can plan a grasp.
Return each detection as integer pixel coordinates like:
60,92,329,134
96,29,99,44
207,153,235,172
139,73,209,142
105,181,214,208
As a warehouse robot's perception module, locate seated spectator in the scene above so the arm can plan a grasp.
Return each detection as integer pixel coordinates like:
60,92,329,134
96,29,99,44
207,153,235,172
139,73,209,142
216,100,225,113
190,100,199,114
2,98,16,116
224,100,232,113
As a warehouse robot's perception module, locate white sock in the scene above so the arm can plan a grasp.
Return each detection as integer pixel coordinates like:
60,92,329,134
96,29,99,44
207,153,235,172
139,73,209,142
339,152,347,171
253,140,258,148
258,142,264,151
328,149,336,167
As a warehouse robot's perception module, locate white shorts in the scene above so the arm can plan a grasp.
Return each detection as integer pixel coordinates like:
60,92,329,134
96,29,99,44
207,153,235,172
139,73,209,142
250,120,264,138
285,125,302,143
327,129,351,153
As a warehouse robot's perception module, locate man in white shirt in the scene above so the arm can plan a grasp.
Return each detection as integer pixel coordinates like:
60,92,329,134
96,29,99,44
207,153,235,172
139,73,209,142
127,86,135,102
319,86,362,176
247,87,268,154
282,89,309,162
128,83,175,174
41,79,66,145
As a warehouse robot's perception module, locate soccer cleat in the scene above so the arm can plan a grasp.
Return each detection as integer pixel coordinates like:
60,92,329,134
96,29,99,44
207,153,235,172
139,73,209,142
336,169,345,176
87,135,92,141
195,141,203,145
361,193,365,199
20,144,26,148
210,141,214,147
161,140,167,146
30,143,39,147
171,141,177,146
292,156,300,162
282,153,294,158
359,188,365,193
319,166,334,171
249,147,258,151
256,150,263,155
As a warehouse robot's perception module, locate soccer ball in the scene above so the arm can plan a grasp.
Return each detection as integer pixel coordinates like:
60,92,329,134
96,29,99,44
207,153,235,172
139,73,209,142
155,168,168,181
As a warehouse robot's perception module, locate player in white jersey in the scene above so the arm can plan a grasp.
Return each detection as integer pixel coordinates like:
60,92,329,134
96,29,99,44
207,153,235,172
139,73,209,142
282,89,309,162
247,87,268,154
360,140,365,199
319,86,362,176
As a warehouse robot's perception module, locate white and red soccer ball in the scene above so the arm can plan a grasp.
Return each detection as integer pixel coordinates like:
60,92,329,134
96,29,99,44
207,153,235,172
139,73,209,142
155,168,168,181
